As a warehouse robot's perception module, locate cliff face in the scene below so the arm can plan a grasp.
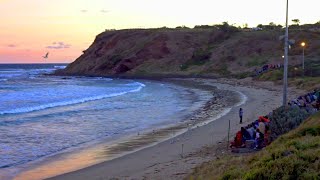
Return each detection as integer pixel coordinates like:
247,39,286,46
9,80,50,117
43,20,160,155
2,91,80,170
59,28,320,77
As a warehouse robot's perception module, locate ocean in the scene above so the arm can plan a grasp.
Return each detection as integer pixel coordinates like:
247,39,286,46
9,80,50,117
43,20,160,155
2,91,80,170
0,64,210,179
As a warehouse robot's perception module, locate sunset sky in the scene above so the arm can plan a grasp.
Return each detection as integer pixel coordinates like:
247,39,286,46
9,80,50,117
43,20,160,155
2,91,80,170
1,0,319,63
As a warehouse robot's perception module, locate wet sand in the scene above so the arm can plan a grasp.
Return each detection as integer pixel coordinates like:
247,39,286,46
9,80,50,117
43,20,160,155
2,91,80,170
47,77,302,180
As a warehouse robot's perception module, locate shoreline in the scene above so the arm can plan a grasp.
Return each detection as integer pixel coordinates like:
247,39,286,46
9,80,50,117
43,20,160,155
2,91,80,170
16,77,303,180
46,77,296,180
11,78,237,180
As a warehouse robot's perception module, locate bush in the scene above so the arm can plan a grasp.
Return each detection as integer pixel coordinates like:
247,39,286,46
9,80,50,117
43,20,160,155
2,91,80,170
215,22,240,33
180,48,211,70
108,54,122,65
233,72,253,79
246,58,268,67
257,69,283,81
180,64,189,71
216,63,231,76
191,48,212,64
269,106,309,141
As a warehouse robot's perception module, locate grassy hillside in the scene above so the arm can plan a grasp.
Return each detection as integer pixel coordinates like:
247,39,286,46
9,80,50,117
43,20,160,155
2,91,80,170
187,111,320,180
58,24,320,80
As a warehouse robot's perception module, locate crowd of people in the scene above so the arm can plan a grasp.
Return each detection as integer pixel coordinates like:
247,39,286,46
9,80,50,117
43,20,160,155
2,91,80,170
288,89,320,112
230,114,271,149
230,88,320,150
254,63,283,76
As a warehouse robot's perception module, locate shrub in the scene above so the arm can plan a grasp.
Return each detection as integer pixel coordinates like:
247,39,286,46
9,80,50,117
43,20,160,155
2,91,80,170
233,72,253,79
246,58,268,67
108,54,122,65
215,22,240,33
269,106,309,141
258,70,283,81
191,48,212,64
216,63,231,76
180,48,211,70
180,64,189,71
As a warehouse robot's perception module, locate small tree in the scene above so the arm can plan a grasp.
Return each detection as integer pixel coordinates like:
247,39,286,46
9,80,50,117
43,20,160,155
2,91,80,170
292,19,300,26
268,22,277,30
216,21,240,33
269,22,276,26
277,24,283,29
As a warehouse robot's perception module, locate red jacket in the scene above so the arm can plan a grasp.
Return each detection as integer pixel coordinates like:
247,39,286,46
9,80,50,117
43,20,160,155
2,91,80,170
259,116,270,123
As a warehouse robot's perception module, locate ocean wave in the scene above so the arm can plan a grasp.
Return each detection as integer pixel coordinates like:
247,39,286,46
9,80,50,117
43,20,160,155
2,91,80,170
28,69,56,75
54,66,67,69
125,82,146,87
0,70,26,73
0,82,146,115
0,73,24,78
93,77,113,81
235,91,248,107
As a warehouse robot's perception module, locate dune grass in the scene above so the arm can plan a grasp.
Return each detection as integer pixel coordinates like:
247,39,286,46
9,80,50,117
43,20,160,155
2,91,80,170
187,112,320,180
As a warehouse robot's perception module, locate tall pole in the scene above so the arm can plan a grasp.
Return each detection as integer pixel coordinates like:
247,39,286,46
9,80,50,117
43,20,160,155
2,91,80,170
283,0,289,106
302,46,305,76
227,120,230,149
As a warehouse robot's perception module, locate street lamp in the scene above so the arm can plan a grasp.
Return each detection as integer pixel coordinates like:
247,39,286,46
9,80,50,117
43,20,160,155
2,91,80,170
283,0,289,106
301,42,306,76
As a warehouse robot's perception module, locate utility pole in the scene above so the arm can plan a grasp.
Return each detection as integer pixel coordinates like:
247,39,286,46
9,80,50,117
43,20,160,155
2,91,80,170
301,42,306,77
283,0,289,107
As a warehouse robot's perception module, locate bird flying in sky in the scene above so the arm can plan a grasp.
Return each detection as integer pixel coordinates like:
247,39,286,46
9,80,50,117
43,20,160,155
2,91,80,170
43,52,49,59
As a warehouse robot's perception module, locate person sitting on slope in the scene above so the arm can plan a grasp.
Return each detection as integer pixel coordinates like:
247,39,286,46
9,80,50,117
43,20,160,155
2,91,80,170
254,128,264,149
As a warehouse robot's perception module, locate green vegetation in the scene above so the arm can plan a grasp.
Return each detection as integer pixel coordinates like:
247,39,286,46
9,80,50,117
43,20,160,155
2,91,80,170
254,58,320,90
180,48,212,71
215,63,231,76
246,57,268,67
64,21,320,79
305,59,320,77
289,77,320,91
257,69,283,81
108,54,123,65
269,106,310,141
232,71,253,79
215,22,240,33
188,112,320,180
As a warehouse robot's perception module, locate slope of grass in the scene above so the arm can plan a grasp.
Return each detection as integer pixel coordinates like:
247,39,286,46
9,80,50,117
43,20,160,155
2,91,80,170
187,112,320,180
289,77,320,91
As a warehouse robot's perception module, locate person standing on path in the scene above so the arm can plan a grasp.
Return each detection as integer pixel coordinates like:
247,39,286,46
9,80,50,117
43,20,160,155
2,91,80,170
239,108,243,124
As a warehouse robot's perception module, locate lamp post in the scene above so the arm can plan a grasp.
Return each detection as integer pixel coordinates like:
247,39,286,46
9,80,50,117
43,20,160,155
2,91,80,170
283,0,289,107
301,42,306,77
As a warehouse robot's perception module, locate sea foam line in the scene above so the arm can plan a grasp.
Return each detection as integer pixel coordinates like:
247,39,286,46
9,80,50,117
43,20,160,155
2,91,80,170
235,90,248,107
0,82,145,115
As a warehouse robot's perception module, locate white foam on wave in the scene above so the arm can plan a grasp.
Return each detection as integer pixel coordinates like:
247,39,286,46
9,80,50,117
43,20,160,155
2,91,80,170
54,66,67,69
0,82,146,115
0,68,55,80
0,70,25,73
93,77,113,81
187,89,248,129
0,73,24,78
125,82,146,87
235,91,248,107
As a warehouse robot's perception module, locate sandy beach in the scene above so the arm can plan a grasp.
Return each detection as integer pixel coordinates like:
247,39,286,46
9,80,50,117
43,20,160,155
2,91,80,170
45,77,303,180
